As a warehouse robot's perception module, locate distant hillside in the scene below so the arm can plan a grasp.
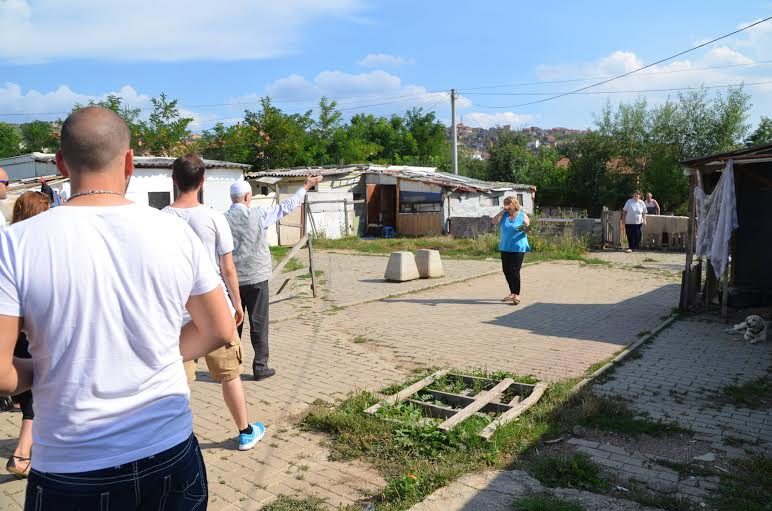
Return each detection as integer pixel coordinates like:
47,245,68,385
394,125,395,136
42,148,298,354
447,124,589,157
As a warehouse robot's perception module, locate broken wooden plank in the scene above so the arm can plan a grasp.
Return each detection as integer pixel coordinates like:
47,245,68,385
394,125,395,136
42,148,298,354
365,369,450,414
448,373,536,395
269,234,309,280
438,378,514,430
479,383,547,439
275,268,307,295
424,389,511,414
508,395,522,405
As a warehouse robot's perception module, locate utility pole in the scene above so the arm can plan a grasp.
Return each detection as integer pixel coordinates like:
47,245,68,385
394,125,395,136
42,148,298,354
450,89,458,175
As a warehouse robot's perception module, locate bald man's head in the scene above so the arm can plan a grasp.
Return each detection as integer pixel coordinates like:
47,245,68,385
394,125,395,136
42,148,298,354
0,166,8,200
60,106,131,175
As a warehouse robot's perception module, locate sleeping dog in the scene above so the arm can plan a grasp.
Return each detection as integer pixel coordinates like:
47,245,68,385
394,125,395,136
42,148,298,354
725,315,768,344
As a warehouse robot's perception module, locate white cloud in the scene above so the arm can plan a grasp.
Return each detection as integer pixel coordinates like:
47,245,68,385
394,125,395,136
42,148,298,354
0,0,363,63
464,112,535,129
240,70,471,115
358,53,414,68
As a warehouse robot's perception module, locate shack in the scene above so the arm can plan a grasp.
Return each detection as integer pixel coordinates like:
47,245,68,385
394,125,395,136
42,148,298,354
679,143,772,313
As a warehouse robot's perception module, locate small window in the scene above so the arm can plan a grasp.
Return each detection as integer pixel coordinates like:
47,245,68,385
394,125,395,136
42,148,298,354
148,191,171,210
517,193,524,206
261,186,270,196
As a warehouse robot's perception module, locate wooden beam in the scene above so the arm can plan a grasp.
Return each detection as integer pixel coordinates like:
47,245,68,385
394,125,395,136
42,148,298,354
365,369,450,414
681,170,697,310
269,234,309,280
479,383,547,440
438,378,514,431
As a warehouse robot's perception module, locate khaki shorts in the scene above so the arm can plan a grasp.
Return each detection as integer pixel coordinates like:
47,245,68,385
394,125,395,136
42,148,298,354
185,324,243,384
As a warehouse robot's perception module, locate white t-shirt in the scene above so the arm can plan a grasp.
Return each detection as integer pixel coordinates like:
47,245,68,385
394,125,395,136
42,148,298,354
623,198,646,225
163,205,236,318
0,204,220,473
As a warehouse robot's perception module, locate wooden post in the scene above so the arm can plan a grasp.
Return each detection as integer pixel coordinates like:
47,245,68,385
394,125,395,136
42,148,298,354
681,170,697,311
395,178,400,234
343,198,349,237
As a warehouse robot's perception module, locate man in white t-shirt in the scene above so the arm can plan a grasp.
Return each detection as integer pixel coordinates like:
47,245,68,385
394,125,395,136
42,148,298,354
0,166,8,229
0,106,234,509
622,190,647,253
164,153,265,451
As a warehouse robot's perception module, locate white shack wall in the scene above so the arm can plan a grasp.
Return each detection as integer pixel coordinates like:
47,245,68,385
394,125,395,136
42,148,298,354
125,168,243,212
449,189,533,218
305,190,355,239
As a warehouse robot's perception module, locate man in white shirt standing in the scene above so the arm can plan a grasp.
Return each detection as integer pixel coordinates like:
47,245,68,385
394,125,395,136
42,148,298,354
0,106,234,510
164,153,265,451
0,166,9,229
225,174,321,380
622,190,647,253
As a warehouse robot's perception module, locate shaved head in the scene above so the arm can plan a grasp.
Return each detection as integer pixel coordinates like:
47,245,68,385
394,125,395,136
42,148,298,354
0,166,8,200
60,106,130,174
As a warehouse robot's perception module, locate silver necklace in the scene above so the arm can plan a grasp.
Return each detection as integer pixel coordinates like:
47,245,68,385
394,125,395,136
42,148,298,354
68,190,125,201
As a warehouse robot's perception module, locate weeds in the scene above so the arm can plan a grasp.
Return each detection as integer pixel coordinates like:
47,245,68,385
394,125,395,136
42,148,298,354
710,455,772,511
625,483,697,511
261,495,327,511
302,374,580,510
312,232,594,264
720,377,771,409
654,459,717,478
636,330,651,338
512,495,586,511
529,454,609,492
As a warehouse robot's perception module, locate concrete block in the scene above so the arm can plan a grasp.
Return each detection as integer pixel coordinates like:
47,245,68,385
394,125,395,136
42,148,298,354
415,249,444,278
384,252,420,282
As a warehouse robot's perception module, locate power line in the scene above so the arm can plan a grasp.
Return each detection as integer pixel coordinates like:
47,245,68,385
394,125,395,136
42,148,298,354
491,16,772,109
463,80,772,108
456,59,772,91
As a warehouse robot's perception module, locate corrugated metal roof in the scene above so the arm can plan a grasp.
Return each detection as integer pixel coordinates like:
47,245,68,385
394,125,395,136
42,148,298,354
21,153,251,170
248,163,533,193
681,143,772,167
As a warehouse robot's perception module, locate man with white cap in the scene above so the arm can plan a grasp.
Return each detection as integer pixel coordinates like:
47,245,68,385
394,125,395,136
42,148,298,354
225,174,322,380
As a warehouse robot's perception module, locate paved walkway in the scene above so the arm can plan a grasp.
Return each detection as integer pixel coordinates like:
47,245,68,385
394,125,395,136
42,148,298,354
0,253,680,510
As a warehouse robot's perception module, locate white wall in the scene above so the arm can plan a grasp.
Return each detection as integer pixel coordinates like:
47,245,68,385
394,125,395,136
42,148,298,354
305,190,355,239
125,168,244,213
449,189,534,218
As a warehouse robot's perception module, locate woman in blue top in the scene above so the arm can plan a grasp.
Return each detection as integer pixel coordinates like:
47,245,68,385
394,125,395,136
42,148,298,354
491,196,531,305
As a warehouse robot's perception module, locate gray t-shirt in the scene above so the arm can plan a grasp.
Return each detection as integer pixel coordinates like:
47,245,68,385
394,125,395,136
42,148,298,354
163,205,235,316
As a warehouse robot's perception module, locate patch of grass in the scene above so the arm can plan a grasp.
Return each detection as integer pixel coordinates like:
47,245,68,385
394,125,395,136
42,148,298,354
643,257,658,262
282,257,305,272
313,231,592,263
261,495,326,511
723,435,759,447
584,357,613,376
552,393,691,437
302,373,581,510
720,377,771,409
632,264,646,269
579,257,610,265
710,455,772,511
298,269,326,279
530,454,609,492
353,335,368,344
636,330,652,338
512,495,586,511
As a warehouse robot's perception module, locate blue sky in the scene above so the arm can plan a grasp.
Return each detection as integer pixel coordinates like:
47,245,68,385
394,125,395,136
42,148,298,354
1,0,770,131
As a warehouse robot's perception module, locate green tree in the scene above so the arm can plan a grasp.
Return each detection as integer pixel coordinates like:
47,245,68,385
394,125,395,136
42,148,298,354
243,98,315,169
20,120,59,153
745,116,772,147
137,93,193,156
486,131,533,183
75,94,143,150
565,132,628,215
0,122,22,157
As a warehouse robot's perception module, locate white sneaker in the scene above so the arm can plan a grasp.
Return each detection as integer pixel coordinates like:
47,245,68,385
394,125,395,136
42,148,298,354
624,249,633,253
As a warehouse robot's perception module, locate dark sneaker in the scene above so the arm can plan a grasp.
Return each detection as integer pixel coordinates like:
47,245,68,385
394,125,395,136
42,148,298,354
253,368,276,381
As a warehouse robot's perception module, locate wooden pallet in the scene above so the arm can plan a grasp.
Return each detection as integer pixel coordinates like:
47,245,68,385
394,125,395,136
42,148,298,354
365,370,547,439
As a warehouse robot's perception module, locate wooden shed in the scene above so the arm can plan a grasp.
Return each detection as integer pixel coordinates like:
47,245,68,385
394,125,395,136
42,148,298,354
680,143,772,315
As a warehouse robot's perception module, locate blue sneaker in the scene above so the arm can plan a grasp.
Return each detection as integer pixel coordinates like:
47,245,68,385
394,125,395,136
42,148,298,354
238,422,265,451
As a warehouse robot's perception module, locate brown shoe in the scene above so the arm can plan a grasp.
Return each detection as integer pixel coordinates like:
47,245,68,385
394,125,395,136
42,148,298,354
6,455,30,478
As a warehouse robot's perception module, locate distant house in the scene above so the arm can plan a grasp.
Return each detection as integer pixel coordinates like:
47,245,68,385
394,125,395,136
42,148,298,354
0,153,249,223
248,164,535,245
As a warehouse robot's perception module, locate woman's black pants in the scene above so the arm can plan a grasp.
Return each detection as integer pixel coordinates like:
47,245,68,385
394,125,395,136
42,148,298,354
501,251,525,295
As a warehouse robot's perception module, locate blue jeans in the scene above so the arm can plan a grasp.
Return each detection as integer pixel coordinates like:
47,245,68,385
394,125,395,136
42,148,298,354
24,434,207,511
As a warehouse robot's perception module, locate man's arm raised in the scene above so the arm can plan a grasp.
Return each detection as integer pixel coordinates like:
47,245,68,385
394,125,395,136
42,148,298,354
259,175,323,228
